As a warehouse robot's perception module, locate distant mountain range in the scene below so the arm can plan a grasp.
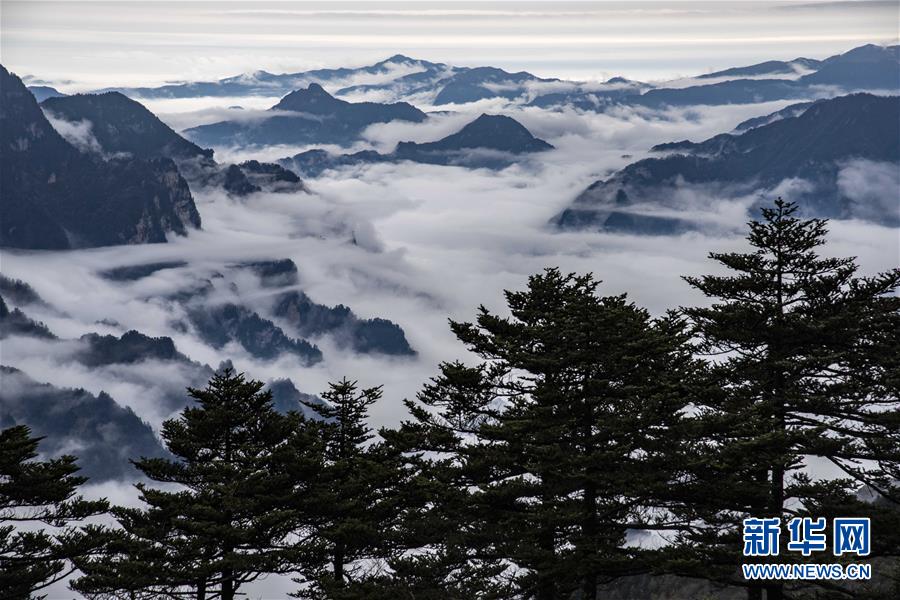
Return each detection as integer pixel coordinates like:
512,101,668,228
0,65,201,250
555,93,900,234
80,44,899,111
282,114,553,175
94,55,551,106
27,84,66,102
185,83,426,147
99,54,447,100
697,57,821,79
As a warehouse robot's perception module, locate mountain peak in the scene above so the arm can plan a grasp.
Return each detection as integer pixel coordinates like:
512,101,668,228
0,64,202,249
468,113,519,128
406,113,554,154
273,83,346,112
381,54,417,64
41,91,211,160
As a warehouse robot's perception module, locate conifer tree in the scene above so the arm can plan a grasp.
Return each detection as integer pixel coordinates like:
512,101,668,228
73,369,321,600
377,361,519,600
384,269,697,599
0,425,108,599
677,199,900,600
292,379,405,598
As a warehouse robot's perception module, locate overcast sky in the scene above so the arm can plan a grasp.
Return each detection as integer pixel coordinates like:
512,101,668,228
2,0,898,90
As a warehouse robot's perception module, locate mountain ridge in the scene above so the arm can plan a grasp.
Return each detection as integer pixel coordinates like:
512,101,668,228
282,113,553,175
74,44,900,111
186,83,427,147
555,93,900,234
0,65,202,250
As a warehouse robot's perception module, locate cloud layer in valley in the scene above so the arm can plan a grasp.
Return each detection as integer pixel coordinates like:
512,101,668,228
5,58,899,600
4,96,897,439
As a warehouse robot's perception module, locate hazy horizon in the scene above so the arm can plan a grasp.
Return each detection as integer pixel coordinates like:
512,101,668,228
3,0,898,91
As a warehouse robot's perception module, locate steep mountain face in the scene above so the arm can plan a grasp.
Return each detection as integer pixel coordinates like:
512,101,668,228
40,89,305,195
0,366,167,481
0,65,201,249
42,92,212,160
283,114,552,175
185,83,427,147
555,94,900,233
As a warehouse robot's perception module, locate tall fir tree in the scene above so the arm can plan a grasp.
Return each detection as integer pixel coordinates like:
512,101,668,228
378,361,520,600
292,379,405,599
384,269,698,599
0,425,108,599
676,199,900,600
72,369,322,600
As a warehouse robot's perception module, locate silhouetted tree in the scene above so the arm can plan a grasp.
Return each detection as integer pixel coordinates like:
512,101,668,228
73,369,322,600
676,199,900,600
384,269,697,599
378,361,519,600
1,425,108,598
292,379,405,598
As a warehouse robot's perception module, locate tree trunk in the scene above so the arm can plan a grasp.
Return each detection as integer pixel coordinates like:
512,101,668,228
196,580,206,600
536,576,556,600
768,239,787,600
221,571,234,600
536,523,557,600
581,479,598,599
333,542,345,587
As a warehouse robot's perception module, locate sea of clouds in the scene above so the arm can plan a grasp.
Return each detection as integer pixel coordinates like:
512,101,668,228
4,91,898,598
